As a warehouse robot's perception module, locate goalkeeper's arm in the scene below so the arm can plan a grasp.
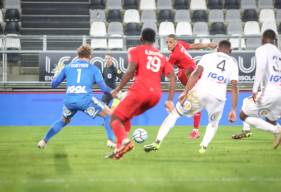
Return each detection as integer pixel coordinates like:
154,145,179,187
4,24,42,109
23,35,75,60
51,68,66,88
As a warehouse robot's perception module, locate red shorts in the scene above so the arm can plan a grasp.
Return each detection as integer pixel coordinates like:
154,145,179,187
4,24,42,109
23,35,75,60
113,89,161,121
177,68,193,86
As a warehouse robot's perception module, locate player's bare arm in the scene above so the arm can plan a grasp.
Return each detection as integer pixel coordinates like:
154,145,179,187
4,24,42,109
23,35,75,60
165,71,176,112
229,80,238,123
179,65,203,104
189,42,217,50
111,62,137,98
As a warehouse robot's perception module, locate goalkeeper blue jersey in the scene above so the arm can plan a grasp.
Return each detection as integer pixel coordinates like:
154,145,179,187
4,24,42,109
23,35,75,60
52,59,111,109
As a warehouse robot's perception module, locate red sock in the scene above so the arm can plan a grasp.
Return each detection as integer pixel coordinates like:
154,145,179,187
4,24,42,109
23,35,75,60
123,120,131,138
111,119,126,148
193,112,201,129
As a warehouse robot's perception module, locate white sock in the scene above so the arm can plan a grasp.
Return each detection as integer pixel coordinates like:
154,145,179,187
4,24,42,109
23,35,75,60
156,109,180,142
200,123,219,148
242,122,251,131
245,117,279,134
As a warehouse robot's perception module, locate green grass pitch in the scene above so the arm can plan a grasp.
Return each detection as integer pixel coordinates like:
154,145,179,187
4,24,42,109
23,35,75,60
0,125,281,192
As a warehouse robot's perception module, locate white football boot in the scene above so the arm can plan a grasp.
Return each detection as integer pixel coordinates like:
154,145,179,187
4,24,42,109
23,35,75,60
37,139,47,149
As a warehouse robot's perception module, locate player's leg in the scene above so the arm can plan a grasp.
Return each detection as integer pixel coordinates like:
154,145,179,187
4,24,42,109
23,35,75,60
190,112,201,139
144,109,181,152
241,111,279,135
38,106,74,149
199,98,224,153
239,97,281,148
144,91,201,152
240,97,279,133
87,97,116,148
110,92,160,159
107,92,143,159
178,69,202,140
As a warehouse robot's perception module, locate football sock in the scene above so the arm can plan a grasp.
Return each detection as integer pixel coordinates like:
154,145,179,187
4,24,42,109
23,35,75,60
245,117,279,134
156,110,180,142
44,119,66,142
242,122,251,131
111,119,126,148
193,112,201,130
103,115,115,142
123,120,131,138
200,123,219,148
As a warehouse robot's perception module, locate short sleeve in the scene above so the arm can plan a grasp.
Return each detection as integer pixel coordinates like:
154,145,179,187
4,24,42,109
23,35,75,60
178,40,190,49
197,55,208,68
255,48,267,71
128,47,138,64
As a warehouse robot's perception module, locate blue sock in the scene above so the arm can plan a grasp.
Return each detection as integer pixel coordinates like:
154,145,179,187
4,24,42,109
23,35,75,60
44,119,66,142
103,115,115,142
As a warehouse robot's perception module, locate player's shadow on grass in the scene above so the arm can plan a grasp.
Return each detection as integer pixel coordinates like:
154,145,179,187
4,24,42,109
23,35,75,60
53,145,72,175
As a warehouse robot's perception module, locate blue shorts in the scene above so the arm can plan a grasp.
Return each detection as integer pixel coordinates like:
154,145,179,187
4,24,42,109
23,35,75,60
62,96,105,119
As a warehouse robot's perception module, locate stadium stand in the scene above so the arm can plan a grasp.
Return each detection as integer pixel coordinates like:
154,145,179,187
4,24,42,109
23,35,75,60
140,0,156,10
158,9,174,22
123,9,140,23
209,9,224,23
106,0,122,10
0,0,280,54
123,0,139,9
241,0,257,9
141,10,157,23
173,0,189,9
90,0,105,9
207,0,223,9
174,10,191,22
224,0,240,9
191,10,208,22
210,22,226,35
258,0,273,9
107,9,122,22
90,9,106,23
225,9,241,22
275,0,281,8
21,0,90,35
157,0,173,10
175,21,192,36
190,0,207,10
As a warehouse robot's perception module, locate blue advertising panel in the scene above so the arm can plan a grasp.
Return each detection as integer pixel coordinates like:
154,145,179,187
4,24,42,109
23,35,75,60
0,92,252,127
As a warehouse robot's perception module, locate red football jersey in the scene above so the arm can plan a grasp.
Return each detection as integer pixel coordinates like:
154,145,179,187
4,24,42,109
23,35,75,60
169,40,196,71
128,44,173,95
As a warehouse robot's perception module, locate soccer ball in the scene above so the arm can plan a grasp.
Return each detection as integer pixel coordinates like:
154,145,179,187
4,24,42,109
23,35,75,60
132,128,148,144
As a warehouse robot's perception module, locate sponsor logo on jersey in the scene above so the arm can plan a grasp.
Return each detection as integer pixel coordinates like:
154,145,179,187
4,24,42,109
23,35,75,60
66,86,87,94
269,75,281,83
207,72,227,84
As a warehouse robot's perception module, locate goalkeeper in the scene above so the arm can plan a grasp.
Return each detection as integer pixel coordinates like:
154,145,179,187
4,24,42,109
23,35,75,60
37,44,115,149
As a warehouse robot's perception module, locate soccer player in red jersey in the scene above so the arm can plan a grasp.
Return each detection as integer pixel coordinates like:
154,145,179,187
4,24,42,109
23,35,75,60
107,28,176,160
166,34,217,139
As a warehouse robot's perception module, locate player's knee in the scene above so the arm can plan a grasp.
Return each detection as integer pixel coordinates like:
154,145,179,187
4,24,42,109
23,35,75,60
265,117,277,125
239,111,247,121
62,117,71,124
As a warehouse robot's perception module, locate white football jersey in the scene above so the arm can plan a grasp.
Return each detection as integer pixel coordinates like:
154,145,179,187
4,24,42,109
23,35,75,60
193,52,239,101
253,43,281,94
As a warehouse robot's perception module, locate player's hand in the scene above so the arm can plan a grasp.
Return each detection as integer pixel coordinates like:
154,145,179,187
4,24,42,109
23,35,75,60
252,92,258,103
228,110,236,123
178,92,187,105
111,89,119,98
208,42,218,49
52,61,65,77
165,100,174,112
